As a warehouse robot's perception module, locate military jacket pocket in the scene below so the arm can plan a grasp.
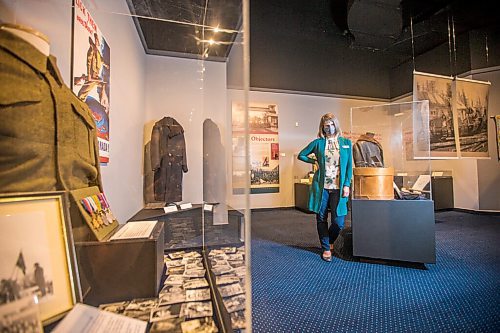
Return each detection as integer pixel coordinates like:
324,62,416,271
0,78,46,143
71,102,97,165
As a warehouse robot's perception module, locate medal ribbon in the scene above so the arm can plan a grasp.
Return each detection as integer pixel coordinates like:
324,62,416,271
82,197,99,229
87,196,104,227
101,193,117,223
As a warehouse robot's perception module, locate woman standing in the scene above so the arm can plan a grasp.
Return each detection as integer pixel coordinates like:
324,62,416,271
298,113,353,262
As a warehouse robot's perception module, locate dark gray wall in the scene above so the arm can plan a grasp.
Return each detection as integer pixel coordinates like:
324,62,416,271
473,70,500,210
390,33,472,98
250,0,500,100
470,27,500,70
250,0,397,99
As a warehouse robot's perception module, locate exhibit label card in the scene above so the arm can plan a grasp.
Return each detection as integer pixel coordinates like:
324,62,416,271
179,202,193,210
53,303,146,333
109,221,157,240
412,175,431,191
164,205,178,213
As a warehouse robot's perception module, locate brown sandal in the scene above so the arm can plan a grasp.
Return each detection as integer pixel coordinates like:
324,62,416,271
321,251,332,262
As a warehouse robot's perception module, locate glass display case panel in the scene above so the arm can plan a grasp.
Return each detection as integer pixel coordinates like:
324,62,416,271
349,101,432,200
1,0,250,331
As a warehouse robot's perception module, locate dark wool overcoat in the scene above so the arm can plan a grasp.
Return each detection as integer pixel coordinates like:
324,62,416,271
151,117,188,203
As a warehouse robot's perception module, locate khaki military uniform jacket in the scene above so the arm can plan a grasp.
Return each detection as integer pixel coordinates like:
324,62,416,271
0,29,102,193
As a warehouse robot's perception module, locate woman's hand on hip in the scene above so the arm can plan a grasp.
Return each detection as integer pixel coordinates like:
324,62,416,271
342,186,350,198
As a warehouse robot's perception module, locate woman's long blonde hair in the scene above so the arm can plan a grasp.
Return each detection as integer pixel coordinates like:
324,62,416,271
318,113,342,138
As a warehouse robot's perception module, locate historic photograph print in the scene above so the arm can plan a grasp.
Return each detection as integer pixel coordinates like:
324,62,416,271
414,72,457,158
455,78,490,157
0,194,78,324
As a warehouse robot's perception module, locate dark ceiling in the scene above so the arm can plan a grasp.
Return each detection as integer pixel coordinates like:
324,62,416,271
126,0,242,61
332,0,498,62
126,0,497,63
126,0,498,98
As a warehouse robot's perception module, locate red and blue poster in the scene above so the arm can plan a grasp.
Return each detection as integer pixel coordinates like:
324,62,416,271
72,0,110,163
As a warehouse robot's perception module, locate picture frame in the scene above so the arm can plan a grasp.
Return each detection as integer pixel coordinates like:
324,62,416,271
0,192,81,325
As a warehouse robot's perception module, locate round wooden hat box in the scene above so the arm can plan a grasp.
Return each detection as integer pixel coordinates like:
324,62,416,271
353,167,394,200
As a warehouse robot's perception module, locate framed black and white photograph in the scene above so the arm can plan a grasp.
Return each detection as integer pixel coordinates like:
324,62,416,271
455,78,490,158
413,72,457,158
0,192,80,325
0,295,43,333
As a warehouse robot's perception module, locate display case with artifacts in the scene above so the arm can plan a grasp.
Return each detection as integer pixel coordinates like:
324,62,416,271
348,101,435,263
352,131,394,200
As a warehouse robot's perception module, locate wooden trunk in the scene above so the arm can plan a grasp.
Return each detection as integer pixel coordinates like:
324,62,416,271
353,167,394,200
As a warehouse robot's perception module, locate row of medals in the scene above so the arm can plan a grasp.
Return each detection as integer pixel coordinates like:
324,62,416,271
80,194,117,229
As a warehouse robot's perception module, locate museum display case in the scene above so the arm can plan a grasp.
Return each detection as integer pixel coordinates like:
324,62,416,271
348,101,436,263
0,0,250,331
350,101,433,201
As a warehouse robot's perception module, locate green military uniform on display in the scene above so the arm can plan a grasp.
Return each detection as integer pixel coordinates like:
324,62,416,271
0,28,102,193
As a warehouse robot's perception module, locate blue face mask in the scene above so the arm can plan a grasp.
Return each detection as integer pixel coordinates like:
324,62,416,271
324,124,336,135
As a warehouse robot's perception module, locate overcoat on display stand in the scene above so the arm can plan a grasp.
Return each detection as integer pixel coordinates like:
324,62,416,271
150,117,188,203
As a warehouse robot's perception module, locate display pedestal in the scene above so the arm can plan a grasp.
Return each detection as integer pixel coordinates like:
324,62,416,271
74,222,165,306
294,183,313,213
352,199,435,263
432,176,454,210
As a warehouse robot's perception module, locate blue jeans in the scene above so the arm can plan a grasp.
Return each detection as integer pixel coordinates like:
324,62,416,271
316,189,345,252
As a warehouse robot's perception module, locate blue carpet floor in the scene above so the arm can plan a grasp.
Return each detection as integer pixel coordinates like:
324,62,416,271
250,210,500,333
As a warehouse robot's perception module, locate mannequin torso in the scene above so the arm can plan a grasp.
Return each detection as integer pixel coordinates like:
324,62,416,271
0,23,50,56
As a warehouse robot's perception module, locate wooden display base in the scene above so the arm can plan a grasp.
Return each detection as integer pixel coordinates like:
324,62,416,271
74,221,165,306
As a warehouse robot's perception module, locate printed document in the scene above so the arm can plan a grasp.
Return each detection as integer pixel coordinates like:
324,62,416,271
109,221,157,240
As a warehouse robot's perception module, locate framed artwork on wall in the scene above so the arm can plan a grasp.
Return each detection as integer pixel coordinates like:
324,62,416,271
72,0,111,163
455,78,490,158
413,71,457,158
0,192,81,325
